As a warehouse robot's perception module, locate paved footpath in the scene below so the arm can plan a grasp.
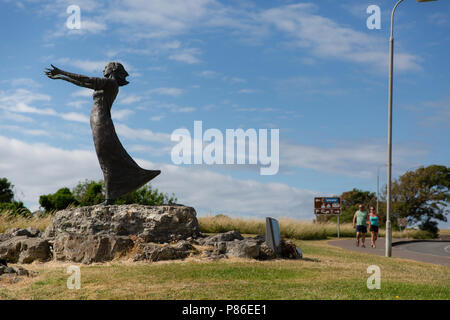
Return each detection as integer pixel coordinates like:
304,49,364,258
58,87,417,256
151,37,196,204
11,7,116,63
328,237,450,267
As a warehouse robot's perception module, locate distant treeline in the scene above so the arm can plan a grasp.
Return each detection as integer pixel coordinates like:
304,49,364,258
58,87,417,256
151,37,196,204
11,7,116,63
0,165,448,235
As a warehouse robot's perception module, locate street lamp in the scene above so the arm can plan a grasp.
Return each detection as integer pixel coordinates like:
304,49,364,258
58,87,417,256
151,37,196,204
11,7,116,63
376,164,387,216
386,0,437,258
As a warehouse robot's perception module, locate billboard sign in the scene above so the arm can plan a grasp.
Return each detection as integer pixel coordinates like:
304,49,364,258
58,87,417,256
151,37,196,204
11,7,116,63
314,197,341,215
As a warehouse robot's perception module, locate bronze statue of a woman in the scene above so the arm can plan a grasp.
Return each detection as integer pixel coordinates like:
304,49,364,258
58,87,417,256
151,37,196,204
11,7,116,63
45,62,160,205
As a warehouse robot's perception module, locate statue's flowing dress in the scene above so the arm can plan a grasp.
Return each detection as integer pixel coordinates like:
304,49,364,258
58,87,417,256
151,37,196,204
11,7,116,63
90,77,160,200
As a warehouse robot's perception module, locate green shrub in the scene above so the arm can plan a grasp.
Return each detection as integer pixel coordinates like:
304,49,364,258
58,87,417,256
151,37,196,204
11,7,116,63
39,187,78,212
114,185,177,206
0,201,31,217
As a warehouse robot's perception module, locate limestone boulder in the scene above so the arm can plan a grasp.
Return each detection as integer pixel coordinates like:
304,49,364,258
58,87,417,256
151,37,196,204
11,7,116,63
198,230,244,246
0,228,41,242
225,238,261,259
53,233,134,264
0,236,51,263
133,240,197,262
43,204,200,243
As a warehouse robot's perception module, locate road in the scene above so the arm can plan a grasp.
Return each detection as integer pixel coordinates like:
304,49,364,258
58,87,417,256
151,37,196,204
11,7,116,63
395,241,450,257
328,238,450,266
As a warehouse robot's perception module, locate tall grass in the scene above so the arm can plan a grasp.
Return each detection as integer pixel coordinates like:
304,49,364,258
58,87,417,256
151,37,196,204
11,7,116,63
0,212,52,233
198,215,435,240
0,210,436,240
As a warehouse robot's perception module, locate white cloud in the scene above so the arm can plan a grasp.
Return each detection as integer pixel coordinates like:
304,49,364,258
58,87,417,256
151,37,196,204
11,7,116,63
237,89,258,94
161,41,182,49
55,58,108,73
231,77,247,83
150,115,165,121
150,87,184,97
0,111,34,123
427,12,449,26
71,88,93,98
259,4,421,72
0,88,51,106
120,94,142,105
67,100,89,109
80,19,107,33
0,135,318,218
152,163,318,218
169,48,202,64
0,125,49,137
176,107,196,113
112,109,134,120
105,0,222,38
11,78,42,88
114,123,171,144
60,112,90,124
404,98,450,127
157,103,196,113
0,135,101,209
36,1,421,72
276,76,346,96
0,88,90,124
280,140,428,178
50,19,108,38
198,70,219,78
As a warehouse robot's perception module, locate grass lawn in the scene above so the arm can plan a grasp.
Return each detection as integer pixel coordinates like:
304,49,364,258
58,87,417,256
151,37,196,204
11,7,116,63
1,238,448,300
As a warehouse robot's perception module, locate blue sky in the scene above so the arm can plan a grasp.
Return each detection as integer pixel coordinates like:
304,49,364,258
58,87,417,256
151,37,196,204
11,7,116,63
0,0,449,226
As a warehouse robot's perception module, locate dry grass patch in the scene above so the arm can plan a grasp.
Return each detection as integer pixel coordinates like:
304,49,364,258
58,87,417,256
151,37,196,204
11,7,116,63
198,215,435,240
0,214,52,233
1,239,448,300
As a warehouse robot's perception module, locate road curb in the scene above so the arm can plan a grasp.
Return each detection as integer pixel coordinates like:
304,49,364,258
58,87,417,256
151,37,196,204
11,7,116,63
392,239,449,247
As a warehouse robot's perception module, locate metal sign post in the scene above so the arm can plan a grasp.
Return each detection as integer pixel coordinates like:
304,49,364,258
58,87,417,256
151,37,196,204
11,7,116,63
337,215,340,239
314,197,342,238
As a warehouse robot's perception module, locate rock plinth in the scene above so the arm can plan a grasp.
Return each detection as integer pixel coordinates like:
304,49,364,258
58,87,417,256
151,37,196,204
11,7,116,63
43,204,200,243
0,205,302,265
43,204,200,264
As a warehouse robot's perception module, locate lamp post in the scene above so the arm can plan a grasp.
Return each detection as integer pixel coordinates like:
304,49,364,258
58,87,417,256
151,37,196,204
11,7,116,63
376,164,387,216
386,0,437,258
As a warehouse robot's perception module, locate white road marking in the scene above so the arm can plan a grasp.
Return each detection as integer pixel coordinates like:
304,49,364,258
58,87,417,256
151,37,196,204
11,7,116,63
444,245,450,254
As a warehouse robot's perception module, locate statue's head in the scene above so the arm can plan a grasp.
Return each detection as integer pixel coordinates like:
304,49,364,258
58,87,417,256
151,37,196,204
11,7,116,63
104,62,129,86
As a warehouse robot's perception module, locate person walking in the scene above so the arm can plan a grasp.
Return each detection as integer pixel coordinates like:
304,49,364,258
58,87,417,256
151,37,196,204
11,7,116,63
353,204,369,248
368,206,379,248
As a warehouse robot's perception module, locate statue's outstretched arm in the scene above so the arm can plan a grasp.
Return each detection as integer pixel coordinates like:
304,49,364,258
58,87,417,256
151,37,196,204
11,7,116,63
45,64,102,90
51,75,95,89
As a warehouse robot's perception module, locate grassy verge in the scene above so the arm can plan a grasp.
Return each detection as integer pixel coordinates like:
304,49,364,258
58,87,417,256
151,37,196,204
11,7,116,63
0,212,437,240
198,215,435,240
1,239,448,300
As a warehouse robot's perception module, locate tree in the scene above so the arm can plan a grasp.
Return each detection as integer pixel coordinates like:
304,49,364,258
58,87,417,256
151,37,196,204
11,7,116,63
339,188,377,223
73,180,105,206
39,187,79,212
115,184,177,205
391,165,449,235
0,201,31,217
40,180,178,211
0,177,31,216
0,177,14,203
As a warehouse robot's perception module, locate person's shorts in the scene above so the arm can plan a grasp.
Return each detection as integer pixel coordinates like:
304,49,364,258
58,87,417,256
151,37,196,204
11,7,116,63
370,225,379,233
356,225,367,233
